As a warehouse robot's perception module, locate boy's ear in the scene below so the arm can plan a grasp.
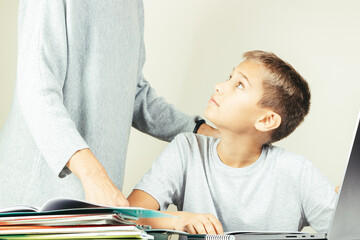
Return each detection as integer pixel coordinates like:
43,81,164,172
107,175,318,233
255,111,281,132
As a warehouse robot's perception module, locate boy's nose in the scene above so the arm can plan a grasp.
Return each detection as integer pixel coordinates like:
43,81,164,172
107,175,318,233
215,82,224,95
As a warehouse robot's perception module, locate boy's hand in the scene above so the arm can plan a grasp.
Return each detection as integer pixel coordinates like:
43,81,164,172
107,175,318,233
128,191,223,234
170,212,224,235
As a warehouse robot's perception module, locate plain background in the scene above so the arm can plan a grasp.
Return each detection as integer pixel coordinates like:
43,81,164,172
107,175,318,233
1,0,360,230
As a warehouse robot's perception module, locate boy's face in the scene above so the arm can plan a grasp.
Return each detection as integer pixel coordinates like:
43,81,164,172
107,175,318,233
205,60,269,134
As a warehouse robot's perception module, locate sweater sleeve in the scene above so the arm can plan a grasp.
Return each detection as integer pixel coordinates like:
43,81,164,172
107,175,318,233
131,0,200,142
16,0,89,177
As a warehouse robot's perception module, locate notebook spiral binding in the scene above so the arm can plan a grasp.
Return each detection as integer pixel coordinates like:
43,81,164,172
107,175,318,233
205,235,235,240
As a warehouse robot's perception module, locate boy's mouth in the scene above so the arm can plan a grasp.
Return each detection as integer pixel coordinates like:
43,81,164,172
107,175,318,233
210,97,220,107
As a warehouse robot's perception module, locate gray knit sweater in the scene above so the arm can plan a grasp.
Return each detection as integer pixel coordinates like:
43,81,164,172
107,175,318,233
0,0,196,207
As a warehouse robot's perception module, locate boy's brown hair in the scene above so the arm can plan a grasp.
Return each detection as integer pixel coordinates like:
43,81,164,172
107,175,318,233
243,50,311,143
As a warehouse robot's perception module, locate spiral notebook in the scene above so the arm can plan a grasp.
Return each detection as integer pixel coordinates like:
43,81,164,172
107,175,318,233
187,233,235,240
145,229,235,240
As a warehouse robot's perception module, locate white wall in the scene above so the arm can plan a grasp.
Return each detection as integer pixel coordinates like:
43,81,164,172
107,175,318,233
0,1,17,128
1,0,360,214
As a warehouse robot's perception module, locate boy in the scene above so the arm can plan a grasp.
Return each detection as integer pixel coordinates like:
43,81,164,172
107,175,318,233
127,51,336,234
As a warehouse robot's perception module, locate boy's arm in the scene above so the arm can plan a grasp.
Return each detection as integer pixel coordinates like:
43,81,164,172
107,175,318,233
128,189,160,210
299,159,337,232
128,134,224,234
128,189,223,234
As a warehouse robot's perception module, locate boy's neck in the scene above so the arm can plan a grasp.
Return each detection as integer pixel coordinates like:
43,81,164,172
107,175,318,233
217,132,264,168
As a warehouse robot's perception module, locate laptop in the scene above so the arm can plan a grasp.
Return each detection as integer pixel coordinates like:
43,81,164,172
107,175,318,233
226,111,360,240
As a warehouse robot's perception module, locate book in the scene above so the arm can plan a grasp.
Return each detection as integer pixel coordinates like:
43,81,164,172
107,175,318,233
0,214,152,239
0,198,173,239
0,198,171,219
0,231,154,239
0,225,141,235
0,213,133,226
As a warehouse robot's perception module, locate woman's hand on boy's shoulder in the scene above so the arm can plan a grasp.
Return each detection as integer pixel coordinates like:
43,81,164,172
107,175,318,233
168,211,224,235
197,124,221,138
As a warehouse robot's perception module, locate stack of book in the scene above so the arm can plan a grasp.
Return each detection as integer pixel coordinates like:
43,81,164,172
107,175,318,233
0,198,169,239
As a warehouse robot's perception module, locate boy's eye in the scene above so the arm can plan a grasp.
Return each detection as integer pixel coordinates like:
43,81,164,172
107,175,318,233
227,75,232,81
236,82,244,89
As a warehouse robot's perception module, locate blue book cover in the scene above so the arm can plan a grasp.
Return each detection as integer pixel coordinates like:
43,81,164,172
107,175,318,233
0,198,171,219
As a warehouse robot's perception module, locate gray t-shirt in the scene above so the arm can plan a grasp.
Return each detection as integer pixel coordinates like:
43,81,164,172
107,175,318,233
135,133,337,233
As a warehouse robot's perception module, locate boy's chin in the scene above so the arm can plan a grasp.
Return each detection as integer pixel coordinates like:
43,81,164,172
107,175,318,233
204,108,214,122
205,117,221,129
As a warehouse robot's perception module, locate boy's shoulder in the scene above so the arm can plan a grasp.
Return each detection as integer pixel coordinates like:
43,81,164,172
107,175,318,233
267,145,313,174
172,132,218,155
173,132,217,145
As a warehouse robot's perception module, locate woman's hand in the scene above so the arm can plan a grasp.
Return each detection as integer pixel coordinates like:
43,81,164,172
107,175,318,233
66,148,129,207
197,124,221,138
79,168,129,207
169,211,224,235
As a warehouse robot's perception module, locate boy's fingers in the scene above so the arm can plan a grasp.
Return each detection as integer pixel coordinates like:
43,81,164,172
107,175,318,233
208,215,224,234
203,221,217,234
185,224,197,234
194,222,207,234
